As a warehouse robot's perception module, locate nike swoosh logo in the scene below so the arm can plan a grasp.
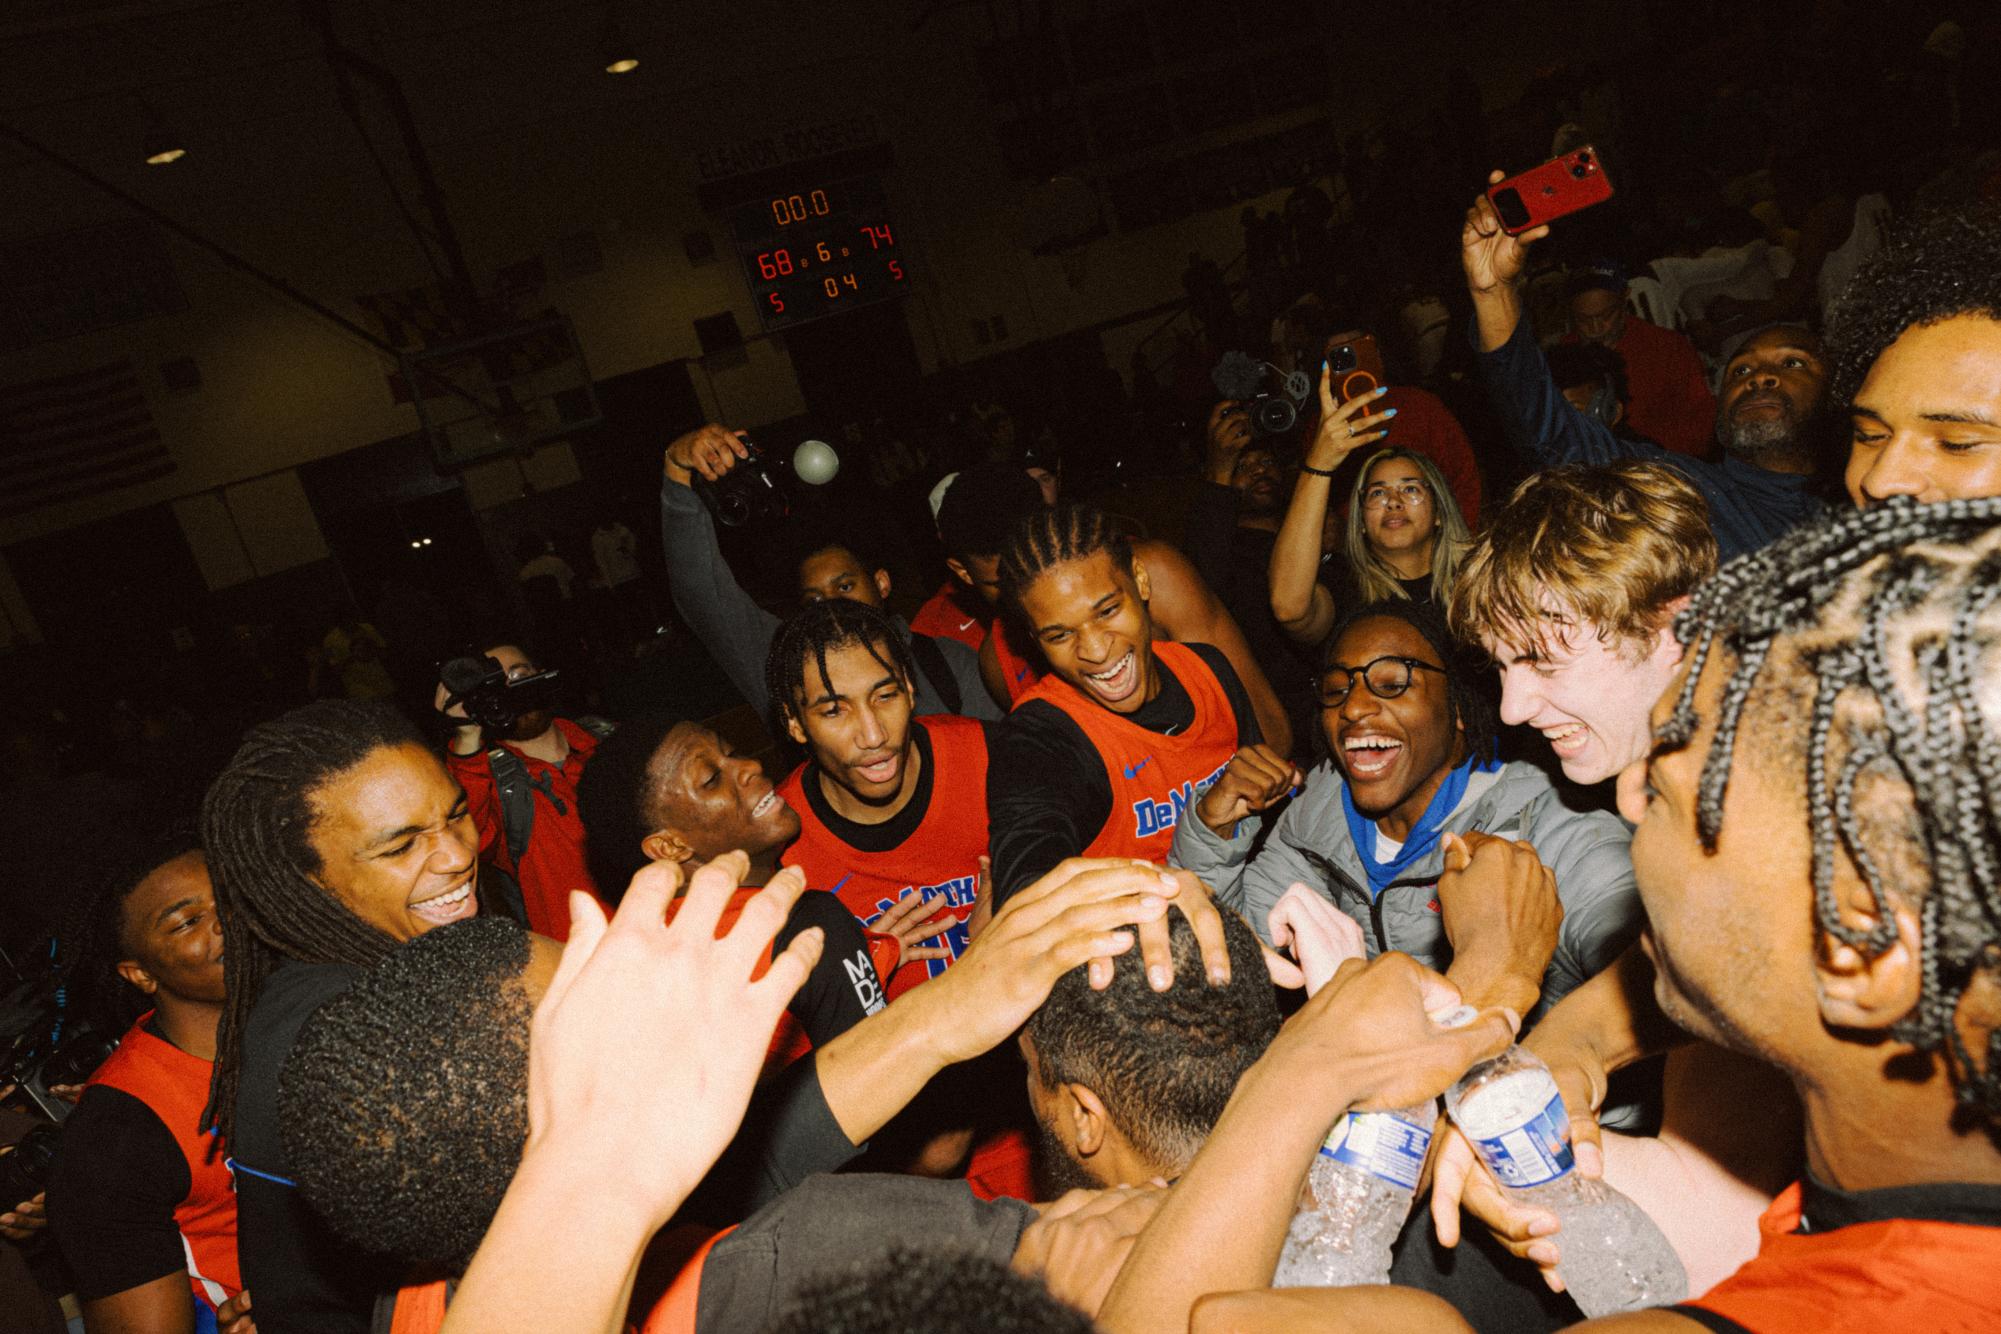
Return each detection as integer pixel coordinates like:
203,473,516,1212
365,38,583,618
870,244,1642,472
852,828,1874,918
957,619,977,630
1124,757,1152,779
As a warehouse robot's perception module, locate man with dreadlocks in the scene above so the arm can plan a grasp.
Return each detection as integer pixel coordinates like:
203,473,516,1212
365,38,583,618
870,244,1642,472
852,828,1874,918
42,829,253,1333
766,598,991,1000
199,698,544,1332
1831,202,2001,508
1264,498,2001,1333
985,501,1270,909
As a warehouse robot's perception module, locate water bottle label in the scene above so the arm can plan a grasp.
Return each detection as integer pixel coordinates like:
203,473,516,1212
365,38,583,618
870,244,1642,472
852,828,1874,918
1318,1111,1432,1189
1466,1091,1574,1188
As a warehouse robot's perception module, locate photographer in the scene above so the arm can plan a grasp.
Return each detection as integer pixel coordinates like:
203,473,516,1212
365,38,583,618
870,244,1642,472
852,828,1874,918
433,641,612,942
41,829,253,1333
661,424,997,725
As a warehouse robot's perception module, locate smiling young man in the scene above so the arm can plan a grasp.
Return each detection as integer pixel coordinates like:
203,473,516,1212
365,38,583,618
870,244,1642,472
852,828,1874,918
45,833,252,1334
1170,600,1640,1023
1830,203,2001,508
765,599,992,1000
1450,462,1718,788
1463,176,1828,562
576,714,886,1060
985,503,1268,906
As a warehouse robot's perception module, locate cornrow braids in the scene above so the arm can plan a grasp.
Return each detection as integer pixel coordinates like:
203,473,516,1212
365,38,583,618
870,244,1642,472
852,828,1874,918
995,501,1136,647
199,700,421,1142
763,598,916,735
1665,496,2001,1124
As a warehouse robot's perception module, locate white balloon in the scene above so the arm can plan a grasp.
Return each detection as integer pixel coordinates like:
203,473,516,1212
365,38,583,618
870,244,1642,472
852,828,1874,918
792,439,840,485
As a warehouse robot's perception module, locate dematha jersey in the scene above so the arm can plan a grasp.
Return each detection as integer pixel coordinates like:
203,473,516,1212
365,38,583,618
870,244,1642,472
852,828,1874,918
85,1014,242,1309
778,714,989,1000
1017,640,1238,861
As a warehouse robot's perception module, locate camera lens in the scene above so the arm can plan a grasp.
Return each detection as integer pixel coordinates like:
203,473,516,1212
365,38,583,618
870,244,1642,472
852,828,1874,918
1253,398,1297,436
1571,164,1589,179
716,490,752,527
0,1124,63,1204
1328,346,1357,374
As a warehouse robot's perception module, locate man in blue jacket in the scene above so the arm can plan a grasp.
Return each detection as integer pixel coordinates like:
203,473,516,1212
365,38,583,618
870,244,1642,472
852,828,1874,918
1461,174,1829,561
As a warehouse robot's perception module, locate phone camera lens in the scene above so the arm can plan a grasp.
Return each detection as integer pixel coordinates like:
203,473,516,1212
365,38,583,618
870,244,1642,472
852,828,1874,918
1571,164,1590,179
1328,346,1357,373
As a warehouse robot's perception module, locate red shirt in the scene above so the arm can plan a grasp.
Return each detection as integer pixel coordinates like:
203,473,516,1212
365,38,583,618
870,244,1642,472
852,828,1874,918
447,716,608,941
910,581,989,650
1016,640,1239,861
777,715,990,1000
1379,385,1482,528
991,617,1043,706
1563,316,1717,460
1684,1177,2001,1332
86,1015,241,1307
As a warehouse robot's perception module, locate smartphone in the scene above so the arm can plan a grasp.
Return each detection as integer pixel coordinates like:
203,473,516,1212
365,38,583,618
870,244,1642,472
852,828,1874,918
1323,332,1386,405
1486,146,1615,235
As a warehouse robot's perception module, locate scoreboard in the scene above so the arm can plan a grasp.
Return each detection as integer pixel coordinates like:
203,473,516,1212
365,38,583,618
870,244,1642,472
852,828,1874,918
727,174,910,332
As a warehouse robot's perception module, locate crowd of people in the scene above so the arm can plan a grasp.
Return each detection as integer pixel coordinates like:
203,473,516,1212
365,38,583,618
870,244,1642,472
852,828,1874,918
7,47,2001,1332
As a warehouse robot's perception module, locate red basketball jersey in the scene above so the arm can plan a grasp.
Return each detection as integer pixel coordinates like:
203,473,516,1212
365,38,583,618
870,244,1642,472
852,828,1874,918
910,581,988,650
778,714,989,1000
1017,640,1238,862
86,1016,242,1308
990,617,1043,706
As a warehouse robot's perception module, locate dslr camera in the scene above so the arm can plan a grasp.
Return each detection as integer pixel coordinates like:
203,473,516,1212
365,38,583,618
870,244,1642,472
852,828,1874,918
692,437,789,528
1210,351,1313,437
437,654,563,732
0,961,122,1203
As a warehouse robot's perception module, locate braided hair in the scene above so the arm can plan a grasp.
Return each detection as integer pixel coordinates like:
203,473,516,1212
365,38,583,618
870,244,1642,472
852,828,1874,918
199,700,421,1141
763,598,915,735
1325,599,1498,765
1663,497,2001,1124
995,501,1137,648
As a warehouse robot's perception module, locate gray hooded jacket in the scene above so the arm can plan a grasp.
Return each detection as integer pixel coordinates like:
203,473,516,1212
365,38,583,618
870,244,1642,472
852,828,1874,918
1170,758,1642,1021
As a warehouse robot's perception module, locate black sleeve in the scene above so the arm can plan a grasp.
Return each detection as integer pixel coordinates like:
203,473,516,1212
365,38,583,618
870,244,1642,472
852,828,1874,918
44,1086,193,1301
986,701,1114,907
1674,1307,1755,1334
674,1058,865,1227
774,889,884,1048
1181,481,1243,594
1190,641,1263,750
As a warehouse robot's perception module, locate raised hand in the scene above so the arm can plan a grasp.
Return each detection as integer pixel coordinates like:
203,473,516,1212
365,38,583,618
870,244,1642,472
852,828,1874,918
1305,372,1394,474
663,424,752,485
1436,831,1563,1016
1462,169,1550,296
1204,400,1254,485
872,888,955,964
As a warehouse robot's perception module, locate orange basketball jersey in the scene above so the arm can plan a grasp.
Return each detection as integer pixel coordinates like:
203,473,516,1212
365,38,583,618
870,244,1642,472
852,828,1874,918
778,714,989,1000
1016,640,1238,862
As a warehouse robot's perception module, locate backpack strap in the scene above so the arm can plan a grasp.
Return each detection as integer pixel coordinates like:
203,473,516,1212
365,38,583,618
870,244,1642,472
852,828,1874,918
906,633,962,715
576,715,617,740
485,746,535,867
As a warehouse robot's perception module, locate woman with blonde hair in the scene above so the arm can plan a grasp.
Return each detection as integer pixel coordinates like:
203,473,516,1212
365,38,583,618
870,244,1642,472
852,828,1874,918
1267,365,1474,647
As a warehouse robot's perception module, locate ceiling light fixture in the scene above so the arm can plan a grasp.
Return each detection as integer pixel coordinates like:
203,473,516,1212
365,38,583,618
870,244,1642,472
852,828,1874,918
602,16,638,73
140,101,185,164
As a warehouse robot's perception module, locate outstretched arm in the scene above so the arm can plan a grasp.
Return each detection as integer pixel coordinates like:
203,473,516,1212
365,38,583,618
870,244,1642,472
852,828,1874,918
660,426,783,718
1268,369,1395,645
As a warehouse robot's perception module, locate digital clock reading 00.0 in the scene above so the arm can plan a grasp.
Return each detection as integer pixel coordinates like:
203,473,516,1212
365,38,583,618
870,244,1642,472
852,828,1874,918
727,174,910,332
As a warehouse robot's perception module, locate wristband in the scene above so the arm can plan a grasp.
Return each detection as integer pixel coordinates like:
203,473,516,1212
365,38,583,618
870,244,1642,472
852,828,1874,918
1299,462,1340,478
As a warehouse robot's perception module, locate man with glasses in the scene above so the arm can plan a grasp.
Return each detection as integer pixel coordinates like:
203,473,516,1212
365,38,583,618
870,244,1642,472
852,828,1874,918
1170,599,1642,1024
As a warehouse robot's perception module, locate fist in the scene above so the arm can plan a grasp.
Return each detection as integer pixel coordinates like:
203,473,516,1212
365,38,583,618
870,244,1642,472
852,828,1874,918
1196,744,1302,836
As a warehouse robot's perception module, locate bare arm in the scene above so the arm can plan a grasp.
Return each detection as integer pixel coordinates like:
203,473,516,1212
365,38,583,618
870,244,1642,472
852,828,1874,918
1269,366,1398,645
1188,1286,1706,1333
1463,171,1549,353
80,1275,197,1334
1097,955,1516,1334
1138,538,1292,757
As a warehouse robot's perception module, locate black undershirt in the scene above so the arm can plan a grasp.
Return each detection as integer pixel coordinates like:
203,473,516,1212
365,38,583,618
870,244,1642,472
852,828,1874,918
44,1017,196,1301
987,642,1260,904
800,718,999,856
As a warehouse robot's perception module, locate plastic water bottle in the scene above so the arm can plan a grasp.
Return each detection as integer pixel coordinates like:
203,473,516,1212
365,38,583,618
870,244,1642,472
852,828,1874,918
1273,1102,1436,1287
1444,1046,1687,1316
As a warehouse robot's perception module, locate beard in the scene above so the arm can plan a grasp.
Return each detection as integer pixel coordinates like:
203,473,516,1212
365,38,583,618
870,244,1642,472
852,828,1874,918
1716,396,1820,461
1030,1115,1102,1199
503,708,556,742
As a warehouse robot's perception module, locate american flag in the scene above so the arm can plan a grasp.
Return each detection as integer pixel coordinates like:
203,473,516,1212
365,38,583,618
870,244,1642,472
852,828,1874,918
0,360,173,519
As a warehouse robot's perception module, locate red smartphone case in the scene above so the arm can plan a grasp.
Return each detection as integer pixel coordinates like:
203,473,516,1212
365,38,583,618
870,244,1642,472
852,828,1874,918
1487,147,1615,234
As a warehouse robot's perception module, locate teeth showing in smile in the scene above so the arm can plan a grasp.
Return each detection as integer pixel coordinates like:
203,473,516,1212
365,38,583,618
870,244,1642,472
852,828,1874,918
1088,651,1132,682
1342,735,1402,775
412,880,473,918
1543,723,1586,752
752,791,778,818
